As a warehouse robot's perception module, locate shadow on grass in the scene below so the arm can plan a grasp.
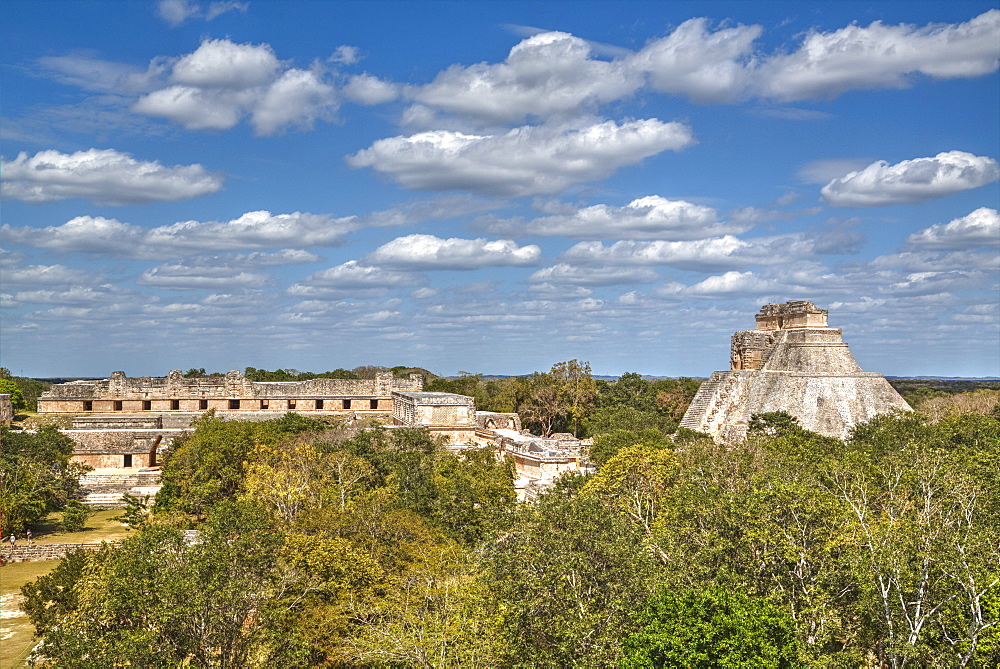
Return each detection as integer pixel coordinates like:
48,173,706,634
28,509,130,545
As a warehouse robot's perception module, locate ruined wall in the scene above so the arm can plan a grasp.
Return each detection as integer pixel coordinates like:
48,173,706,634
755,300,829,331
392,391,475,427
0,393,12,426
64,429,181,468
1,542,106,563
475,411,522,431
38,370,422,413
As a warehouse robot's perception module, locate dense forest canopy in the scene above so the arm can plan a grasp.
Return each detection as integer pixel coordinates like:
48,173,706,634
13,364,1000,667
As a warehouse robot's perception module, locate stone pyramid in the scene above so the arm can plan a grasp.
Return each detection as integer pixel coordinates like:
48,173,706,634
680,300,911,442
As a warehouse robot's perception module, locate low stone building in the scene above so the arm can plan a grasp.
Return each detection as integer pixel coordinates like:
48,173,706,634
37,369,422,414
488,429,593,499
65,416,186,469
389,391,589,496
680,300,911,442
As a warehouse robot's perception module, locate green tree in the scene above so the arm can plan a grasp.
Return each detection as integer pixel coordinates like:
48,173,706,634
520,372,566,436
34,502,293,667
551,359,597,437
427,445,516,545
60,499,92,531
622,586,800,668
833,412,1000,668
332,545,502,666
0,368,50,411
0,425,86,533
155,412,329,518
484,492,657,666
21,548,92,634
581,444,677,531
587,427,673,467
0,377,27,411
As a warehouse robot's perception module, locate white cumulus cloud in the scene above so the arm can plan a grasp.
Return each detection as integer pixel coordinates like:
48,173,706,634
0,149,223,205
409,31,643,125
294,260,417,289
758,10,1000,100
560,237,772,271
137,262,271,290
347,119,694,197
288,260,420,299
820,151,1000,207
366,234,541,270
344,74,400,105
905,208,1000,250
132,39,337,135
157,0,247,27
1,211,357,258
633,18,761,103
516,195,742,240
527,263,659,286
1,264,99,287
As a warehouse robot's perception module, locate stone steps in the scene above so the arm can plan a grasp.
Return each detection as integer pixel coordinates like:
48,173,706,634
79,473,162,486
80,486,161,507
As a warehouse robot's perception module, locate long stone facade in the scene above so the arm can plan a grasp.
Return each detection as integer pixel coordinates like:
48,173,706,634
37,369,422,414
680,300,911,442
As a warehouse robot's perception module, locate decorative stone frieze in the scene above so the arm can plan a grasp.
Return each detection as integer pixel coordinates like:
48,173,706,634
37,370,423,413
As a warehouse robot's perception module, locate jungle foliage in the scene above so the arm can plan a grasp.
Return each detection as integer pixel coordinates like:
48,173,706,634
0,424,88,534
17,375,1000,667
0,367,51,412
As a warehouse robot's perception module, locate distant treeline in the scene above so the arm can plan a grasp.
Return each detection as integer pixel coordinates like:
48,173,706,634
0,368,51,412
888,378,1000,407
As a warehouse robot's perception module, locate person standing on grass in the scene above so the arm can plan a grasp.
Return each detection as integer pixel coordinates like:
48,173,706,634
8,533,15,547
26,528,33,545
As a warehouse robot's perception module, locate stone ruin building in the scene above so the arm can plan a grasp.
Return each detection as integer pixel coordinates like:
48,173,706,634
37,369,422,415
36,370,591,502
680,300,911,443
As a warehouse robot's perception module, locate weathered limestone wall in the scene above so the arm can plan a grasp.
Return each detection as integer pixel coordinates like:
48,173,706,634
475,411,522,431
63,429,181,468
392,391,476,427
0,393,13,426
38,370,422,413
1,542,106,563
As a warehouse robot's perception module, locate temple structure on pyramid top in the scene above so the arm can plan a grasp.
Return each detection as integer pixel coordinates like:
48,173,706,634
680,300,911,442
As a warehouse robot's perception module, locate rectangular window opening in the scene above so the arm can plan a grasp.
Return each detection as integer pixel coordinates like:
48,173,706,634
142,400,151,411
288,400,296,409
171,399,180,410
261,400,269,409
114,401,123,411
199,399,208,410
83,400,93,411
229,399,240,410
315,399,324,410
370,399,378,410
123,454,133,468
343,399,352,410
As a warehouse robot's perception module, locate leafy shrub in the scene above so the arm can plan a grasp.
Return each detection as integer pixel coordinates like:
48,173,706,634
61,500,93,532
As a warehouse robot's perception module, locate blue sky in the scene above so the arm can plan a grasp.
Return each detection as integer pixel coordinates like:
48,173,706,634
2,0,998,379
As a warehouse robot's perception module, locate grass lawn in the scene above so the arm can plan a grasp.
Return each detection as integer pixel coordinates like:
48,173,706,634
28,508,132,545
1,508,132,668
1,561,56,668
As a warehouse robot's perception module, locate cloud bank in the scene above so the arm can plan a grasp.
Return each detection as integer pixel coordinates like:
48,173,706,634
347,119,694,196
820,151,1000,207
1,149,223,205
